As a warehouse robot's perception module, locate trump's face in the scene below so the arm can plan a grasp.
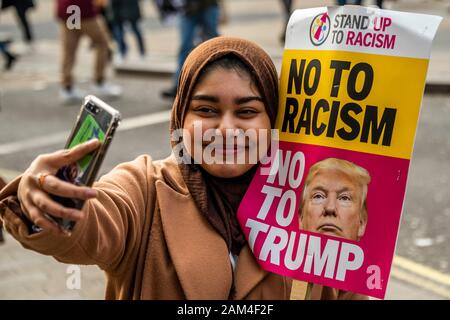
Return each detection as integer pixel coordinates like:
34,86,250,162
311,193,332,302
300,168,367,241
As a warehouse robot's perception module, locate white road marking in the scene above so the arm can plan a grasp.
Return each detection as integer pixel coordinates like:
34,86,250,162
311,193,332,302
0,132,69,156
118,110,171,131
0,110,171,155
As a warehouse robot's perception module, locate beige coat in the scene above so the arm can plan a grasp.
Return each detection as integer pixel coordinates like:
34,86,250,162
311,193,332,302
0,155,293,299
0,155,367,300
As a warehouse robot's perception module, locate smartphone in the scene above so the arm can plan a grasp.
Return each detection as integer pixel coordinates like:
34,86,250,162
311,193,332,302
48,95,121,231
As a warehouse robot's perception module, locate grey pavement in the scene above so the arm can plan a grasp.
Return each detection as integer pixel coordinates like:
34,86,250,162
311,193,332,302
0,0,449,300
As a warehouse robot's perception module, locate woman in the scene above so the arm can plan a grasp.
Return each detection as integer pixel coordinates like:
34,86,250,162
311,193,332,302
0,37,290,299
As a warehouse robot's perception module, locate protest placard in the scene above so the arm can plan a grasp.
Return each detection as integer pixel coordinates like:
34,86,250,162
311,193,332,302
237,5,442,299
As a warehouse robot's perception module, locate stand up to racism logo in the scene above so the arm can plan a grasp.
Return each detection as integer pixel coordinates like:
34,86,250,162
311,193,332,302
310,12,331,46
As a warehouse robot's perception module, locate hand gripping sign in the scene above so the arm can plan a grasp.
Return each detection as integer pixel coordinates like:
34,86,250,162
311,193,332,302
237,6,441,299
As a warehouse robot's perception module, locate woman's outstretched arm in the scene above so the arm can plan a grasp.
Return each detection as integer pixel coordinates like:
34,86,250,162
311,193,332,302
0,140,152,273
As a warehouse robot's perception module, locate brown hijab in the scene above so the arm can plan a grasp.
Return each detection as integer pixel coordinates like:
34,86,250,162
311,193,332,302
169,36,278,258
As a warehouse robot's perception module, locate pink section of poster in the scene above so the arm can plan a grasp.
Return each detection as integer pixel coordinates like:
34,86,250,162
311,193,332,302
237,141,410,298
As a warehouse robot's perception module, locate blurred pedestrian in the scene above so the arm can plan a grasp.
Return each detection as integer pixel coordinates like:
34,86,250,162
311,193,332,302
279,0,293,44
153,0,183,26
0,40,18,70
95,0,114,39
337,0,384,8
161,0,220,99
56,0,122,105
91,0,114,63
107,0,146,63
0,0,35,51
355,0,384,8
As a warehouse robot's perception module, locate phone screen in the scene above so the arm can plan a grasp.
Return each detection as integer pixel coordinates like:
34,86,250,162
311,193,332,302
60,112,107,186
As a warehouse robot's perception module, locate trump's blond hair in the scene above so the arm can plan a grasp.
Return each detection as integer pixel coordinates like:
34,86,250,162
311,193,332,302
300,158,371,222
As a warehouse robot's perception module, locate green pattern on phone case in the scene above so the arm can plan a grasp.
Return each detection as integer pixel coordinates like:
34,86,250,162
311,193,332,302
68,114,105,172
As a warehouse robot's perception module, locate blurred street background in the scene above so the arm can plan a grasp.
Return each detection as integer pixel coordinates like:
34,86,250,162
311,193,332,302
0,0,449,299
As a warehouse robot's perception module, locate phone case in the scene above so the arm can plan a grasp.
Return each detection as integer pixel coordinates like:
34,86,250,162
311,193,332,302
49,95,121,231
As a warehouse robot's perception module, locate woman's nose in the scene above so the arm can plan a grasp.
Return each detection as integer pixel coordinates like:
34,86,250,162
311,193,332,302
217,112,239,133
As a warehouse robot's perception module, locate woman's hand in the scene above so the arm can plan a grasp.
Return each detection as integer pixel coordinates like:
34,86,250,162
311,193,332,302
17,139,101,235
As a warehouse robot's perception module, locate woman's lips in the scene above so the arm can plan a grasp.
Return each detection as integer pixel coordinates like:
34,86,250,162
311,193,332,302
214,146,246,155
203,143,247,155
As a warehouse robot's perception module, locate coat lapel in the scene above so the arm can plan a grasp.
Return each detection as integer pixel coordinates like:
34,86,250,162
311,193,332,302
156,180,232,299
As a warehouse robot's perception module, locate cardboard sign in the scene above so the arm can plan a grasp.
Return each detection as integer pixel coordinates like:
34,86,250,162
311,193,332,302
237,6,441,299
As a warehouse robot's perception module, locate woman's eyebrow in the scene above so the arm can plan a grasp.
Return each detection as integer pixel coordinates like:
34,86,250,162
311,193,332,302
191,95,264,104
235,96,264,104
191,94,219,103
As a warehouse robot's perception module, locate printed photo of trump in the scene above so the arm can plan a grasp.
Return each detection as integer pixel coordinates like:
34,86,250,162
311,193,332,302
299,158,371,241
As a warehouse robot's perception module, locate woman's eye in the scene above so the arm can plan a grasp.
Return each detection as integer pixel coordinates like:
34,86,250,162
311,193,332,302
195,107,217,114
238,109,257,116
